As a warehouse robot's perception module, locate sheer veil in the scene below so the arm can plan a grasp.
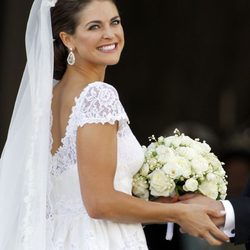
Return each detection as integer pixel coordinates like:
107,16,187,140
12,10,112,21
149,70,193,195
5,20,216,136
0,0,57,249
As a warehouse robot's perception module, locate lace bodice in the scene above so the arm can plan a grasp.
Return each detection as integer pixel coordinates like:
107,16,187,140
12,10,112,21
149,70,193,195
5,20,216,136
51,81,129,176
47,82,148,250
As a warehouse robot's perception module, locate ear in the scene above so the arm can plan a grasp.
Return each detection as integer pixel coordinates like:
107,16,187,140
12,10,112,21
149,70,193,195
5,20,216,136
59,31,75,50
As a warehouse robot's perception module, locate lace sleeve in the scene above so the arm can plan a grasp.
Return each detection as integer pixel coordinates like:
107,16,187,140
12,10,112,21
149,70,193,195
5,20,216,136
75,82,129,127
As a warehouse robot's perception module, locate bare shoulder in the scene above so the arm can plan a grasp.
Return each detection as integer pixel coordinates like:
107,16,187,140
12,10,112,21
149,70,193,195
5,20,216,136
53,82,86,107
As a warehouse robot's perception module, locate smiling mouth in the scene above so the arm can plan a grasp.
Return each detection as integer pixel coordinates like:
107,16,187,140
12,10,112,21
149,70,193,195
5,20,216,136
97,43,118,52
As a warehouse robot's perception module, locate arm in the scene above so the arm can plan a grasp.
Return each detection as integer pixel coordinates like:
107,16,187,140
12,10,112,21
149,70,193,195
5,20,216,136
76,123,228,245
230,178,250,244
229,196,250,244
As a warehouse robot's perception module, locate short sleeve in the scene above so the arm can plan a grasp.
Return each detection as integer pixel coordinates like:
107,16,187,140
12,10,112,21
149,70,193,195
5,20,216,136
74,82,129,127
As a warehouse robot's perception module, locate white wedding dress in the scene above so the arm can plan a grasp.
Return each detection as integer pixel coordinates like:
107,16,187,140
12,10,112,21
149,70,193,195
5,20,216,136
46,82,148,250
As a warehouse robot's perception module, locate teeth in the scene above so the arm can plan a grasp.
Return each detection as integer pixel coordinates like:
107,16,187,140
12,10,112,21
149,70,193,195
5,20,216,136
98,44,116,51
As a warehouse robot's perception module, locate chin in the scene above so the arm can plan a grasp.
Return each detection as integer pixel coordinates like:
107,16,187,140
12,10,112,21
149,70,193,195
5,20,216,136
108,60,120,66
103,56,121,66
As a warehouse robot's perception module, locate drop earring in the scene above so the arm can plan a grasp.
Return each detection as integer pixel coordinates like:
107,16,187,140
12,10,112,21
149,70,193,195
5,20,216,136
67,48,75,65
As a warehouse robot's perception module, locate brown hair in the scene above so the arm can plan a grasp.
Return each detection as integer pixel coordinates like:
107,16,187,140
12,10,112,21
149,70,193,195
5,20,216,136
51,0,116,80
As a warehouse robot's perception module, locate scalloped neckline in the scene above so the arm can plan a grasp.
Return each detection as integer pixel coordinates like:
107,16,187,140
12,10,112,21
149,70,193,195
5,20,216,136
51,81,100,158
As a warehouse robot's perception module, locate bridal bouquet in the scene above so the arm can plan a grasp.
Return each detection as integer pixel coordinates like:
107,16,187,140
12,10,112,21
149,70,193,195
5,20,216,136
132,129,227,239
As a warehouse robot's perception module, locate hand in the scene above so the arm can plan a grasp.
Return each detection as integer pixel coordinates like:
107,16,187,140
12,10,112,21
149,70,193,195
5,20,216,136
179,193,225,227
176,203,229,246
153,195,179,204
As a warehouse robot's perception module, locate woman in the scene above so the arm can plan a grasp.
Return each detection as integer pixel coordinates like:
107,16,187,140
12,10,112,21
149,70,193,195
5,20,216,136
0,0,228,249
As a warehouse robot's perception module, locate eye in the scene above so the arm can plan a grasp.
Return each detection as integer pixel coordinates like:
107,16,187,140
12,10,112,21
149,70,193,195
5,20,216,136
111,19,121,26
88,24,100,31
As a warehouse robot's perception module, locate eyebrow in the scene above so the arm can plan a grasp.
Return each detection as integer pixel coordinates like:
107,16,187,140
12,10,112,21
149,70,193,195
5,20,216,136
85,15,120,27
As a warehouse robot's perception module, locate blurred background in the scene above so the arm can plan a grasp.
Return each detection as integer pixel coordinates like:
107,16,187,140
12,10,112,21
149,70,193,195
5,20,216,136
1,0,250,249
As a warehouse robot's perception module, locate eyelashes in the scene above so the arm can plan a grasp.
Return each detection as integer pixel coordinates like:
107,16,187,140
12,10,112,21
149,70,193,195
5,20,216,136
111,19,121,25
88,19,121,31
88,24,100,31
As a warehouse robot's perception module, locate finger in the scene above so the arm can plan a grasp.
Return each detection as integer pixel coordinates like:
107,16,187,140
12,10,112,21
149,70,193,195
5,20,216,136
209,223,229,243
178,193,197,201
211,216,225,227
206,209,229,242
202,232,223,246
170,196,179,203
156,197,177,203
207,209,226,218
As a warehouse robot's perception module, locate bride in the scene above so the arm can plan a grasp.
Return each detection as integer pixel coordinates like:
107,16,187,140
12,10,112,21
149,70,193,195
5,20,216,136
0,0,229,249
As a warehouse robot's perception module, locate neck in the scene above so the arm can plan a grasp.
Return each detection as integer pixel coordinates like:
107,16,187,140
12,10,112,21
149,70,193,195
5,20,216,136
62,63,107,87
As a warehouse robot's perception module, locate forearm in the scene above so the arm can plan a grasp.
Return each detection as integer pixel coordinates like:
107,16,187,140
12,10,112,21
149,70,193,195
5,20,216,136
83,189,182,224
81,183,229,246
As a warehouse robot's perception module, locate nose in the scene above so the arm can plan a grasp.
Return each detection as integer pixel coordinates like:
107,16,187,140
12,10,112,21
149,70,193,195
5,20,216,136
102,27,115,39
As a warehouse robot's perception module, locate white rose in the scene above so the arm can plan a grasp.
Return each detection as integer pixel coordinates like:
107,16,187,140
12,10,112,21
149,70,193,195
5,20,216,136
191,140,211,154
162,156,191,179
179,135,193,147
162,161,182,179
201,141,211,153
191,156,209,176
177,156,192,178
132,176,149,200
214,167,226,177
183,178,199,192
207,164,214,173
176,147,198,160
149,169,175,197
198,180,218,199
204,153,222,170
156,146,175,164
206,173,217,182
140,163,150,177
156,145,170,155
164,136,181,148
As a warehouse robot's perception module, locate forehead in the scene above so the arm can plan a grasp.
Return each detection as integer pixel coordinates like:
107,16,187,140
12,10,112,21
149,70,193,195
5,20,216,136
78,1,119,24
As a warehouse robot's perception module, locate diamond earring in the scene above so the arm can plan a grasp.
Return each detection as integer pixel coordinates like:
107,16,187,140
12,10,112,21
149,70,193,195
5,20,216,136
67,48,75,65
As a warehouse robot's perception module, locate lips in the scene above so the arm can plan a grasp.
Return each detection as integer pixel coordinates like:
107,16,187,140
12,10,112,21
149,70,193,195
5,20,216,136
97,43,117,52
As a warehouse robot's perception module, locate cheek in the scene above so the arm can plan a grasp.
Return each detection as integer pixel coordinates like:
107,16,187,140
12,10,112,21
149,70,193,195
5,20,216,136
75,35,99,54
78,34,91,45
118,29,125,47
119,27,125,41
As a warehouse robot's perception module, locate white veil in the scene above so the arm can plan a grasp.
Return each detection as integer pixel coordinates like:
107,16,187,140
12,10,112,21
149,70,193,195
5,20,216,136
0,0,56,249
